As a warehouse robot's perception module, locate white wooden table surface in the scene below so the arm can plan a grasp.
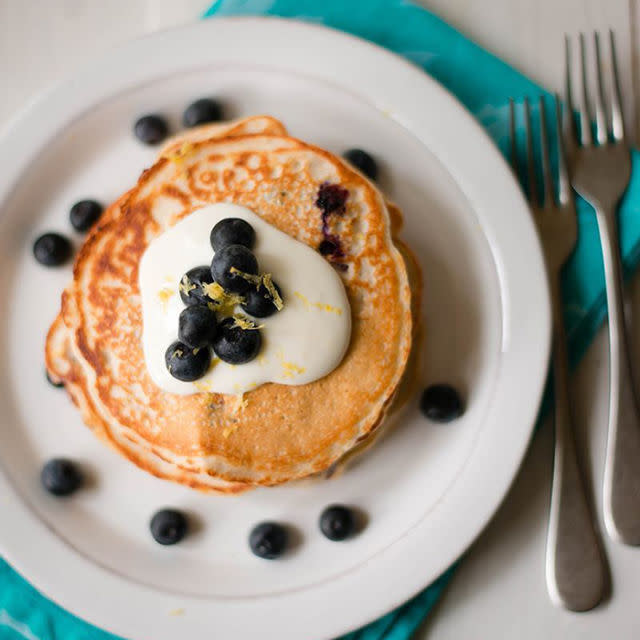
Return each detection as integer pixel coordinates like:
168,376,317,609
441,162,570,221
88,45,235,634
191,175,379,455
2,1,640,638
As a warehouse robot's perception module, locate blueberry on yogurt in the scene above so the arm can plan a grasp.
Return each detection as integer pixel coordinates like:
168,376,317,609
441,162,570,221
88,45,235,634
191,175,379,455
241,280,283,318
178,305,217,349
212,317,261,365
165,341,211,381
210,244,259,294
210,218,255,252
179,266,215,306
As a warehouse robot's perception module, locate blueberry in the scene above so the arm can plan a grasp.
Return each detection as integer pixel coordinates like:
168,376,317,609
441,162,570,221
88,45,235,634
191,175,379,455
165,341,211,381
178,305,217,349
316,183,349,216
318,239,339,256
212,317,261,364
241,280,283,318
179,266,215,306
33,232,72,266
210,244,258,294
420,384,463,422
41,458,82,496
249,522,288,559
133,114,168,145
319,505,356,541
343,148,378,181
46,370,64,388
69,199,103,232
210,218,255,252
183,98,223,128
150,509,188,545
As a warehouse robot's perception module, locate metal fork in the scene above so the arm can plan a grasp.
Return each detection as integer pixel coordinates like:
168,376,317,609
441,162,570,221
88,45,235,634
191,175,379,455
566,31,640,545
510,96,605,611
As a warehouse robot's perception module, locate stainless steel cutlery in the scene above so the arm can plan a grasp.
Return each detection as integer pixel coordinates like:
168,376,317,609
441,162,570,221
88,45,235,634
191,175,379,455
509,95,606,612
510,28,640,611
564,31,640,547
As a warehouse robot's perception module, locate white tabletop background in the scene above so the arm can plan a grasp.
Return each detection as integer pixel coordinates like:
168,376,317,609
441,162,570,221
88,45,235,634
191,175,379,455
2,0,640,638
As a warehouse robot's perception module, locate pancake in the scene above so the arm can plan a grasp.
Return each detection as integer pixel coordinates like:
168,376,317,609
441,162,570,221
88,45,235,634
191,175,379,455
158,115,287,157
84,116,289,237
46,120,416,492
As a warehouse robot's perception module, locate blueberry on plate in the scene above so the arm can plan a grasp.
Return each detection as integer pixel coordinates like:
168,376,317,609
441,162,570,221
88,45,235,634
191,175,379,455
241,280,283,318
249,522,288,559
165,341,211,381
69,199,103,232
343,148,378,181
178,305,217,349
212,317,261,364
41,458,83,496
133,114,168,145
46,370,64,388
210,218,256,252
179,266,215,306
420,384,463,423
210,244,259,294
319,505,356,541
150,509,188,545
33,232,72,267
183,98,223,128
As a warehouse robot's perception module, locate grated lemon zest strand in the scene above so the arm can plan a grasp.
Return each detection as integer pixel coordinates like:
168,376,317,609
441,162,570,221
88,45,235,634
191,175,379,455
262,273,284,310
157,286,175,311
232,314,264,330
293,291,342,315
201,281,244,316
229,266,262,285
179,276,196,295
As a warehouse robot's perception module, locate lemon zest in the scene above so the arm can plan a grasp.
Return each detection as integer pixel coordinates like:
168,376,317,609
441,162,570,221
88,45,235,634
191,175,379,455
179,275,196,295
262,273,284,310
275,349,306,379
157,286,175,311
232,314,264,330
193,380,211,393
229,266,262,285
281,361,306,379
293,291,343,315
222,424,239,438
201,281,244,316
164,142,194,164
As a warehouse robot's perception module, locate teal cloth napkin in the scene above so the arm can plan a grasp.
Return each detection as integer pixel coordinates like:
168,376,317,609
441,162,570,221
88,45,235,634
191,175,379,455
3,1,640,639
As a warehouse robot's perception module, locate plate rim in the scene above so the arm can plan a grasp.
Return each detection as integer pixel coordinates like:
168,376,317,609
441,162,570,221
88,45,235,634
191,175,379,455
0,16,550,640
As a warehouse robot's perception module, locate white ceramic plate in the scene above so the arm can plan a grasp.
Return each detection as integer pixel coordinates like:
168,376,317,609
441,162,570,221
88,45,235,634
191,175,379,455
0,17,550,640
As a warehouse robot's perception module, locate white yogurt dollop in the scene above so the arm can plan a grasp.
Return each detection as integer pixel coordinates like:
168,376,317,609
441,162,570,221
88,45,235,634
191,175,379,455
139,203,351,395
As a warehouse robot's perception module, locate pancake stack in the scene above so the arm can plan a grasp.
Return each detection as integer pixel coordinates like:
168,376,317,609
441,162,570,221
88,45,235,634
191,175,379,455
45,115,421,493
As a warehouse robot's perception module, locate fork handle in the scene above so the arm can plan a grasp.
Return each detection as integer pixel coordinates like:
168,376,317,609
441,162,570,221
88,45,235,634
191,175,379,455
546,276,605,611
596,206,640,545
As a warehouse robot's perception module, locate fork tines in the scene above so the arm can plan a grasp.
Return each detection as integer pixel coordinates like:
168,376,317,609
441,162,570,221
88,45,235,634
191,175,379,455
509,95,571,210
565,30,625,147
